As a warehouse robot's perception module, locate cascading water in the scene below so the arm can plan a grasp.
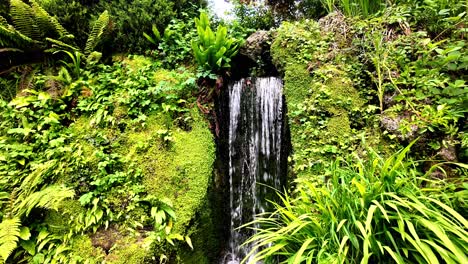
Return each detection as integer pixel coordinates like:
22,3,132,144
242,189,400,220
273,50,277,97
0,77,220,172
223,77,285,264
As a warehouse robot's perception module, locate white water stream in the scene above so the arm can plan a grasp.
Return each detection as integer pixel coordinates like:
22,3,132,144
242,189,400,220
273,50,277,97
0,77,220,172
223,77,284,264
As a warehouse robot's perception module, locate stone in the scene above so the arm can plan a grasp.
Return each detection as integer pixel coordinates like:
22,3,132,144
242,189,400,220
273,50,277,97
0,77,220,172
380,115,418,141
240,30,272,62
437,138,458,162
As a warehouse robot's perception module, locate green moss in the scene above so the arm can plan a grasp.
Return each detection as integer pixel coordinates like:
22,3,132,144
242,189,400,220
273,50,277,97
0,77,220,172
154,69,179,84
106,239,149,264
271,21,326,70
274,22,369,176
69,235,105,263
314,65,365,112
178,194,221,264
283,63,314,108
122,55,155,71
325,115,351,141
45,199,87,234
135,110,215,232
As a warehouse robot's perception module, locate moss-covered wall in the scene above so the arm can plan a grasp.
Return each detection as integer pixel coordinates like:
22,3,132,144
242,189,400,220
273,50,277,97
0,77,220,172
271,20,386,178
63,107,217,263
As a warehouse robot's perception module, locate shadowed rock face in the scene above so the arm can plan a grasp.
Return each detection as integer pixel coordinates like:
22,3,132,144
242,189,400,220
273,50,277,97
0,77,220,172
240,30,271,62
233,30,278,78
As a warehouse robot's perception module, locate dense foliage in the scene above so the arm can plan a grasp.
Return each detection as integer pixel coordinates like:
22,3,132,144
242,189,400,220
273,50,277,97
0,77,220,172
0,51,216,262
0,0,467,263
245,144,468,263
35,0,205,53
192,12,244,74
244,0,467,263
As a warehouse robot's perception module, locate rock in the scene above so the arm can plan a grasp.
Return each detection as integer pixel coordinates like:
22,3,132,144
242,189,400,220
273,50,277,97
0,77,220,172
240,30,272,62
380,115,418,141
437,138,458,162
232,30,278,78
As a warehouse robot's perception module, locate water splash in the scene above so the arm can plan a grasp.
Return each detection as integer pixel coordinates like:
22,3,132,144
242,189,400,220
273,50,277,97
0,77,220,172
223,77,284,264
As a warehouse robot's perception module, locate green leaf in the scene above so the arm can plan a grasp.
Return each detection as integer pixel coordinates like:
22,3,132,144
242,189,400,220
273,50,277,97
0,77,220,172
18,227,30,240
292,238,314,264
185,236,193,250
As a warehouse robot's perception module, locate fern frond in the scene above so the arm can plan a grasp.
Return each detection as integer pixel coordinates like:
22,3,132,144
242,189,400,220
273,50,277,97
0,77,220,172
0,22,38,48
10,0,40,40
14,185,74,218
84,10,109,55
18,160,55,195
0,15,8,26
45,37,79,53
29,0,73,41
0,217,21,262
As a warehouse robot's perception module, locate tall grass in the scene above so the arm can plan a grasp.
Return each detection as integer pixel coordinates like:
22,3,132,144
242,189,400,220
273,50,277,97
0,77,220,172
321,0,386,17
242,143,468,263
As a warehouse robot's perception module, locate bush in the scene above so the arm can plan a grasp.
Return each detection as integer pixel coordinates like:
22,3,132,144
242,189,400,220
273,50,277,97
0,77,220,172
191,11,243,73
231,1,276,30
38,0,205,53
37,0,94,48
144,13,198,68
244,143,468,263
96,0,175,53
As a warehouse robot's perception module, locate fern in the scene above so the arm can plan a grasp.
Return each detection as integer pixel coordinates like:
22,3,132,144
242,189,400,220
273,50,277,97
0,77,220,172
84,10,109,55
10,0,39,40
0,15,8,26
0,24,37,48
0,217,21,262
29,0,73,41
45,37,79,53
14,185,74,217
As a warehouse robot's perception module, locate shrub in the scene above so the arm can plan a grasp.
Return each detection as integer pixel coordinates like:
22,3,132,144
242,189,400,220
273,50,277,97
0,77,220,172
244,143,468,263
38,0,205,53
144,13,198,68
231,1,276,30
191,11,243,73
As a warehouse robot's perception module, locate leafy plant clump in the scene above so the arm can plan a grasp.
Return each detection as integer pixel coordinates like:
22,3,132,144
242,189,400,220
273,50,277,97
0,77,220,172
192,11,244,74
244,144,468,263
0,52,214,262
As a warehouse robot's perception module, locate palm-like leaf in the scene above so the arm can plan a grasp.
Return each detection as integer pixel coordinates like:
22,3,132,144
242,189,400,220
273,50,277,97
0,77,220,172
29,0,73,41
0,23,37,48
84,10,110,55
10,0,38,40
0,15,8,26
192,11,243,72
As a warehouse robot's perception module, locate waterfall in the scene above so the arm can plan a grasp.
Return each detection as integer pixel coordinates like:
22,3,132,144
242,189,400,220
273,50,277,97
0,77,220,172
223,77,285,264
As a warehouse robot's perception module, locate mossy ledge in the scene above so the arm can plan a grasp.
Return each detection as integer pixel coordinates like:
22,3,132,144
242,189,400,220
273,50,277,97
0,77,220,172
271,20,388,179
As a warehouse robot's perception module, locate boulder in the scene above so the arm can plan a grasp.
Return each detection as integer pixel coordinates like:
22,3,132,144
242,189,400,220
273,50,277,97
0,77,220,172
240,30,272,62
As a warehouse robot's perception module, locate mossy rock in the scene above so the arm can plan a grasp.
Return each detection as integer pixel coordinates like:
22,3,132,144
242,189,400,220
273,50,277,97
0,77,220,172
66,104,216,262
131,110,215,232
68,235,106,263
278,58,370,177
283,63,314,108
270,20,328,70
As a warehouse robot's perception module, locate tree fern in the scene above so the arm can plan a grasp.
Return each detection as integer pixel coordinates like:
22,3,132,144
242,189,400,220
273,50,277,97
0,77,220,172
0,15,8,26
0,217,21,262
84,10,109,55
0,23,37,48
10,0,39,40
45,37,79,53
29,0,73,41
